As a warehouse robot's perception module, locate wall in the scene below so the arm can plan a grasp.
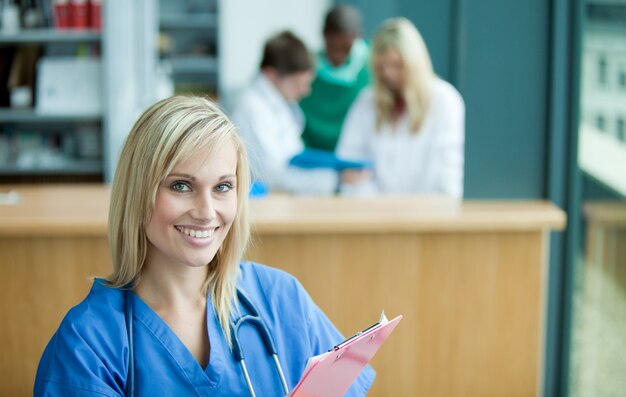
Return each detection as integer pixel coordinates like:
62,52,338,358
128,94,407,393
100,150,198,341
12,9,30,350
345,0,551,199
104,0,159,182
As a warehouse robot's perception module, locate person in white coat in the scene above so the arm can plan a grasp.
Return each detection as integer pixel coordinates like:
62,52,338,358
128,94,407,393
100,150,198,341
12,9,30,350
336,18,465,198
231,31,338,195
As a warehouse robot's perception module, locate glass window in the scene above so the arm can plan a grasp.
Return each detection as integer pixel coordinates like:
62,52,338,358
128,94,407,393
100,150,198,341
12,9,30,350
596,114,605,131
571,2,626,397
598,55,608,85
619,68,626,88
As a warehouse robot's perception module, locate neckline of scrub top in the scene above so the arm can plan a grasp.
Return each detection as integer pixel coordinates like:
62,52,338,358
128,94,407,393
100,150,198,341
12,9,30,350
128,290,228,390
317,38,369,85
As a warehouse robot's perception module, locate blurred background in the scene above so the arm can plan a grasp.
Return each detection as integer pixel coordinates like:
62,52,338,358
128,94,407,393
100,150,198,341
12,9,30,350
0,0,624,396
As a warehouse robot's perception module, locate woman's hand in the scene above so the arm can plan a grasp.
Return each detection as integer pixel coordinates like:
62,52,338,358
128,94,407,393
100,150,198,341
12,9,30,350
341,169,373,185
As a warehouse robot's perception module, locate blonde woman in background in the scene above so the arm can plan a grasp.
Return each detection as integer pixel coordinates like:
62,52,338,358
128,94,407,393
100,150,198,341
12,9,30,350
34,96,374,396
336,17,465,197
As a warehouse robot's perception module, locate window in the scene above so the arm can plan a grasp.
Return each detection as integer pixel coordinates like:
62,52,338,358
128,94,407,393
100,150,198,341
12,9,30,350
571,5,626,397
598,55,608,85
596,114,606,131
619,68,626,88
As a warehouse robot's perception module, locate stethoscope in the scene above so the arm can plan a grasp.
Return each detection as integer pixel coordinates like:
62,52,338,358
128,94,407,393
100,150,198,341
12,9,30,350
124,288,289,397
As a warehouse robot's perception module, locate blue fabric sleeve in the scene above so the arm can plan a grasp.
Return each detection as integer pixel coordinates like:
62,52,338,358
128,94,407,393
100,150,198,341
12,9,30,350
36,379,121,397
34,319,125,397
34,289,127,397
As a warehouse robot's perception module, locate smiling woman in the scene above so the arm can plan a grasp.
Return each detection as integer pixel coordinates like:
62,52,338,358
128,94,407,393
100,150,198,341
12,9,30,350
146,143,239,270
141,141,240,368
32,95,375,397
105,96,250,351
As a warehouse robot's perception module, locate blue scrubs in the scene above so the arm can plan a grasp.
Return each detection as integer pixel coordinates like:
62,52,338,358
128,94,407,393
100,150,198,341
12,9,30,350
34,262,375,396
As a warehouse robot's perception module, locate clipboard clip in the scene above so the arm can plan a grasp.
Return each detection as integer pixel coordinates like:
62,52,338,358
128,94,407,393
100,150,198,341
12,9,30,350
331,310,387,351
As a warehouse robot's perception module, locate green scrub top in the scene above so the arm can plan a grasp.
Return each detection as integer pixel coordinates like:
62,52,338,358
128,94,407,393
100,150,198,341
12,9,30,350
300,39,371,152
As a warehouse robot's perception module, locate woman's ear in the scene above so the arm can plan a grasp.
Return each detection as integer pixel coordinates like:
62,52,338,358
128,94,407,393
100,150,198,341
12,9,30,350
262,67,279,84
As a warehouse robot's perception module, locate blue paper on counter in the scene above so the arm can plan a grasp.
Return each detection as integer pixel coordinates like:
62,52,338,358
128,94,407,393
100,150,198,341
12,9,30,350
289,149,371,171
249,180,268,198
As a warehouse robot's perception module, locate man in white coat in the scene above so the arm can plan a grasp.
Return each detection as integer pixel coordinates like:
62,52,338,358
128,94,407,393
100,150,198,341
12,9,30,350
231,31,338,195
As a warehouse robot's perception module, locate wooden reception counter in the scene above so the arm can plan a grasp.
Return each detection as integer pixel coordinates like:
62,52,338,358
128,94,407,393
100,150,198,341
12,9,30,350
0,185,565,397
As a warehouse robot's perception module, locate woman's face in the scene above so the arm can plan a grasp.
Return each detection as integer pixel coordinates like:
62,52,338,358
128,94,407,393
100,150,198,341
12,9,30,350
374,47,405,93
274,69,314,102
145,140,239,271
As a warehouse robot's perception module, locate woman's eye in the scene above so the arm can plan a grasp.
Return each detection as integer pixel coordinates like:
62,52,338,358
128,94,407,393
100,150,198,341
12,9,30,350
216,182,233,193
171,181,191,192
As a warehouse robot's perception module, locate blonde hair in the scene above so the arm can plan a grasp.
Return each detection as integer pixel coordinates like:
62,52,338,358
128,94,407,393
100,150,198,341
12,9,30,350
372,17,436,132
106,95,251,345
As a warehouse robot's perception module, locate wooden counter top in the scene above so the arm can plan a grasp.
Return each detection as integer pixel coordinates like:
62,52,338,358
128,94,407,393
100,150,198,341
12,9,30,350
0,184,566,237
583,201,626,225
0,184,110,236
250,194,566,233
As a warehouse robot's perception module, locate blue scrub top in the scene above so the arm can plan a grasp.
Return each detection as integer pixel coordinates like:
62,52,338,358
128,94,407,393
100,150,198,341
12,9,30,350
34,262,375,396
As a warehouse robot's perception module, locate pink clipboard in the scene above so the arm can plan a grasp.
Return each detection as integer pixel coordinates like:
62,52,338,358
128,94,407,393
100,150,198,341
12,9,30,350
289,314,403,397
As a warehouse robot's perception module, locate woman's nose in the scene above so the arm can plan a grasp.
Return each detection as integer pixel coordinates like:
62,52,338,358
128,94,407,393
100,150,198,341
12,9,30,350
192,191,216,221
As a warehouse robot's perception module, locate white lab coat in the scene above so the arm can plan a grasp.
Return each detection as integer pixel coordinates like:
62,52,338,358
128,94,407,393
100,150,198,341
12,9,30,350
231,74,338,195
336,79,465,197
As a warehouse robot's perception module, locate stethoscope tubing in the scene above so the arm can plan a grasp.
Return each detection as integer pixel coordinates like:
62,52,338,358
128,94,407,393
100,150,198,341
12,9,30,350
231,290,290,396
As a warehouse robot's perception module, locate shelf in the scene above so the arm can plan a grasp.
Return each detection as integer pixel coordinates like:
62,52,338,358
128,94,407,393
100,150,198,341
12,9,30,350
160,14,218,30
0,109,102,123
0,160,102,175
0,29,101,45
168,55,217,75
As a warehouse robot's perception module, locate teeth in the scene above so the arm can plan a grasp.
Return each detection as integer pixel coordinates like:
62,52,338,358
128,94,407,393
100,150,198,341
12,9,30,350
177,227,214,239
